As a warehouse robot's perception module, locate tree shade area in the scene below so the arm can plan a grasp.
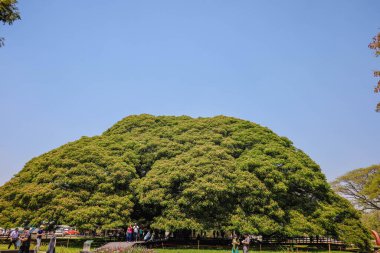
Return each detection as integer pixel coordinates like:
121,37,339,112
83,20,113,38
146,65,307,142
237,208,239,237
0,115,371,250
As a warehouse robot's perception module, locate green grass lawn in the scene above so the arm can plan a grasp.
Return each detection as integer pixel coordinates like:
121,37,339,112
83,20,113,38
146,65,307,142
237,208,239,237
0,243,347,253
0,243,81,253
156,250,232,253
154,248,346,253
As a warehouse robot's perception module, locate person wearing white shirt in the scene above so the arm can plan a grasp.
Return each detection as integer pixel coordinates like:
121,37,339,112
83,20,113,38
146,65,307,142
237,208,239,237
8,228,19,249
133,223,139,241
242,234,250,253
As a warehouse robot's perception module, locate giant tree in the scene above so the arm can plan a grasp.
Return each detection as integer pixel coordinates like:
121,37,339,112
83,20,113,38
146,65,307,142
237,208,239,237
0,114,372,250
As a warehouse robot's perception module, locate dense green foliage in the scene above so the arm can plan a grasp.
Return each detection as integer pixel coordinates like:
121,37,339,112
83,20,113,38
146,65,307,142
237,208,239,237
0,115,371,250
361,210,380,232
0,0,19,25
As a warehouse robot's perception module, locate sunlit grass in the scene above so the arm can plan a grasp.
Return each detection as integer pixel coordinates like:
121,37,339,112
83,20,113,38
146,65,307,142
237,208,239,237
154,248,345,253
0,243,348,253
156,250,234,253
0,243,81,253
154,248,348,253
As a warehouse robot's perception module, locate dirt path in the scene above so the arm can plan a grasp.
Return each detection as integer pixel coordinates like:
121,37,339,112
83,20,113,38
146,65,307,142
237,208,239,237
96,241,144,252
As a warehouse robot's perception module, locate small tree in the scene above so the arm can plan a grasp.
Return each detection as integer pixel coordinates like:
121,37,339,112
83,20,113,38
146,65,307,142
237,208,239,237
369,32,380,112
332,165,380,211
332,165,380,233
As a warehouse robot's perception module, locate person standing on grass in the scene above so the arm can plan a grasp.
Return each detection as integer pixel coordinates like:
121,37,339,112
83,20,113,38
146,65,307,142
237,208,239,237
242,234,250,253
46,231,56,253
231,235,240,253
18,227,31,253
8,228,19,249
35,225,45,252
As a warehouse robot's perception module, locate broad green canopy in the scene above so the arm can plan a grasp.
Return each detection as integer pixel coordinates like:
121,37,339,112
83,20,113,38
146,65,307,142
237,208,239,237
0,115,371,249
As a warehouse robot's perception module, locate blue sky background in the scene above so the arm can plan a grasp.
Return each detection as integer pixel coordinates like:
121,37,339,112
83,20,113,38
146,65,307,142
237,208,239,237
0,0,379,186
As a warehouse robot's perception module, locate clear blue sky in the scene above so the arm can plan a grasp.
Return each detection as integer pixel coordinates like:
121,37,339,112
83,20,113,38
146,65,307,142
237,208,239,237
0,0,379,186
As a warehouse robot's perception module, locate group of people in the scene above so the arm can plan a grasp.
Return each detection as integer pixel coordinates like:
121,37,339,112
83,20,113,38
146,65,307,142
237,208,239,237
125,223,154,242
7,226,52,253
7,224,250,252
231,234,251,253
126,223,143,242
7,227,33,253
